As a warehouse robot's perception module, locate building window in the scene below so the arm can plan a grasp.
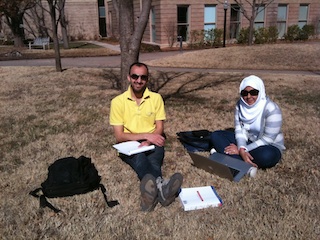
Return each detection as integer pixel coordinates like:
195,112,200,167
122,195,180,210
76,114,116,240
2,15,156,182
177,5,189,41
254,5,265,29
277,5,287,38
204,5,216,31
98,0,107,37
151,7,156,42
204,5,216,41
298,4,309,28
230,4,240,39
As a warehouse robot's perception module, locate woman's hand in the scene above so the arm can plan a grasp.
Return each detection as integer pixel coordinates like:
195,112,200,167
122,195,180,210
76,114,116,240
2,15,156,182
224,144,239,155
239,148,258,168
225,144,258,168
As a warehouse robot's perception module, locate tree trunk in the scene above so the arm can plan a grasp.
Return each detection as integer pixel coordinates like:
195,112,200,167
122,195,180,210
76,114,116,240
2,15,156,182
113,0,151,91
13,35,24,47
248,16,254,45
59,0,69,49
61,24,69,49
5,14,25,47
233,0,276,46
48,0,62,72
248,2,256,46
118,0,136,91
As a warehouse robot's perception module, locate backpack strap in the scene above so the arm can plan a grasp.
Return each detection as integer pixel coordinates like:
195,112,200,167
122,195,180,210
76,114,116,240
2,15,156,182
29,188,61,213
29,185,119,213
99,184,119,208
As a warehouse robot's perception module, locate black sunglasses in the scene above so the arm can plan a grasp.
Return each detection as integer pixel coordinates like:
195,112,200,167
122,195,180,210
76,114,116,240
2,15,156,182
130,74,148,81
241,89,259,97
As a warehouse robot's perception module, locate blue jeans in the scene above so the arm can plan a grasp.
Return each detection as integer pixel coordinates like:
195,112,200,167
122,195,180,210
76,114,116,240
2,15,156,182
120,146,164,180
210,130,281,169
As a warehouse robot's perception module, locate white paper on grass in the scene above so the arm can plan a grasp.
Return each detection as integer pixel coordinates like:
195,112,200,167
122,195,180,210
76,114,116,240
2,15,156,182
113,141,155,156
179,186,223,211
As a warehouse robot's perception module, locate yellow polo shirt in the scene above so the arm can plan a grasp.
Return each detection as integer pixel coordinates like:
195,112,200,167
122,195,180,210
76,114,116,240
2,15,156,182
109,87,166,133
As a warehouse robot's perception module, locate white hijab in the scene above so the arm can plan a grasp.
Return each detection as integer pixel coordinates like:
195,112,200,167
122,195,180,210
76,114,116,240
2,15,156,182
239,75,267,130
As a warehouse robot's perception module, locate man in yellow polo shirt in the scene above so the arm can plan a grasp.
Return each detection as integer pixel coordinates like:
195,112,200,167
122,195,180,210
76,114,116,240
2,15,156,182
110,62,183,212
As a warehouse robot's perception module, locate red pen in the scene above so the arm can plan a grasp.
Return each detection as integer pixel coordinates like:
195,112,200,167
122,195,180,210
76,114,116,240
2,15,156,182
197,191,204,201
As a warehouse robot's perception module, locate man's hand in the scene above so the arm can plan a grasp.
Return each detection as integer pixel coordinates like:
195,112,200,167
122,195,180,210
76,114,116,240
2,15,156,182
144,133,165,147
112,122,165,147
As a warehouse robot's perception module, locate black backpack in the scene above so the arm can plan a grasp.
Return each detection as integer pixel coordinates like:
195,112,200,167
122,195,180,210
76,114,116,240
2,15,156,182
30,156,119,213
177,129,212,152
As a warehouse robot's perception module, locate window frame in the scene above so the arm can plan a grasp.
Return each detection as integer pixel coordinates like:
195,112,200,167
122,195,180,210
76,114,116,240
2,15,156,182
204,5,216,32
177,5,190,41
277,4,288,38
150,7,156,42
254,5,265,30
230,4,241,39
298,4,309,28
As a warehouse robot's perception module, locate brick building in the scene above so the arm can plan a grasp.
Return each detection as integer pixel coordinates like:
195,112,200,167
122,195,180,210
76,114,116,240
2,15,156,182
98,0,320,47
2,0,319,46
105,0,320,48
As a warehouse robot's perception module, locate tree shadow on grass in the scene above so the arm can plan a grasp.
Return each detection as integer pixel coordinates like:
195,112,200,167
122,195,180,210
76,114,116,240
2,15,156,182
151,71,242,102
101,68,243,103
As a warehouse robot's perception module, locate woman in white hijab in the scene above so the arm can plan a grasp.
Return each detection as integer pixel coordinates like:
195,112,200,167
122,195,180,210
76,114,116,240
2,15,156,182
210,75,285,169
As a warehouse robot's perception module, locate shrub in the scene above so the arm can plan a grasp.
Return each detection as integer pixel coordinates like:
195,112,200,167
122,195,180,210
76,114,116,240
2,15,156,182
254,27,268,44
189,30,200,49
205,29,215,46
140,43,161,52
284,24,315,41
299,24,315,40
284,25,301,42
188,28,224,48
212,28,223,47
254,26,279,44
188,30,205,49
237,27,250,44
268,26,279,43
164,21,177,48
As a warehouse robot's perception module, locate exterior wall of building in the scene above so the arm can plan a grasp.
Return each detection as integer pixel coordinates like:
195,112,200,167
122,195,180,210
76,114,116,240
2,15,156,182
65,0,100,40
310,2,320,29
1,0,319,45
22,0,100,41
156,1,177,47
106,0,117,37
147,0,320,47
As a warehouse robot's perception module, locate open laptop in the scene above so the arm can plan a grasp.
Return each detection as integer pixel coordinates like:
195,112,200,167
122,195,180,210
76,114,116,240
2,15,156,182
188,152,255,182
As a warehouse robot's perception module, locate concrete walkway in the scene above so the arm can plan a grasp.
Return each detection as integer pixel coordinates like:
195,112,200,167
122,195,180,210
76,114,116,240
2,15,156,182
88,41,121,52
0,51,184,68
0,41,319,76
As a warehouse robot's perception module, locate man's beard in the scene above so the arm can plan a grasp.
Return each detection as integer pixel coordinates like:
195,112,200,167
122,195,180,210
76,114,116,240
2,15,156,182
132,84,146,95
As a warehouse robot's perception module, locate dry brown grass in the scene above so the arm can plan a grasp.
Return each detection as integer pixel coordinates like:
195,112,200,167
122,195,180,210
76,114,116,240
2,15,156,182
148,42,320,71
0,46,119,60
0,43,319,239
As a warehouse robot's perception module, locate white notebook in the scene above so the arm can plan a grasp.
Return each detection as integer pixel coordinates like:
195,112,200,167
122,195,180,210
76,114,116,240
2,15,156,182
113,141,155,156
179,186,223,211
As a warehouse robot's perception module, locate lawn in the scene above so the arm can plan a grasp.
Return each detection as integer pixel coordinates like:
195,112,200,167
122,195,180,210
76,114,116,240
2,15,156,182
0,41,119,60
0,42,319,239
